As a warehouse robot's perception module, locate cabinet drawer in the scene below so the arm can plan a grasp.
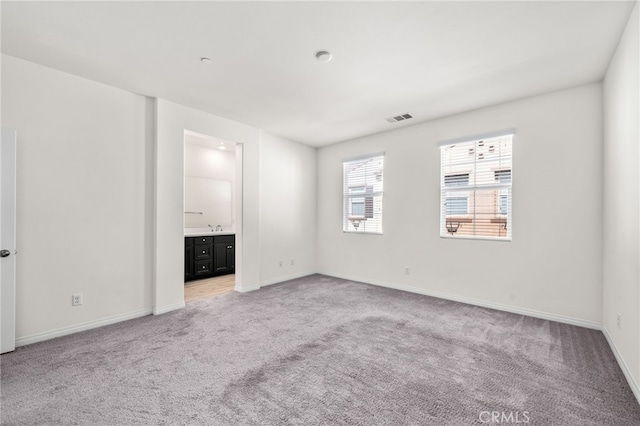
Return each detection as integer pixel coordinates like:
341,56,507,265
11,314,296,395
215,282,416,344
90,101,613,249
214,235,235,244
194,260,213,276
194,245,212,260
195,236,214,245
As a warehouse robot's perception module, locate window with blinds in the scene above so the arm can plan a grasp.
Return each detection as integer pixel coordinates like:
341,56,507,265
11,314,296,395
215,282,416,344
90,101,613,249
343,154,384,234
440,132,513,240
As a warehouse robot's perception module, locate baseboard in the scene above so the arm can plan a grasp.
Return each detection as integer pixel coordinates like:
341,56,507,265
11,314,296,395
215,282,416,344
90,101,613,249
15,307,153,348
319,271,601,330
259,271,317,288
235,284,260,293
602,326,640,404
153,301,185,315
235,271,317,293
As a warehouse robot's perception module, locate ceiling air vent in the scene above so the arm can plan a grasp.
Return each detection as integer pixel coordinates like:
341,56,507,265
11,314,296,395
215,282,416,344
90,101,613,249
386,113,413,123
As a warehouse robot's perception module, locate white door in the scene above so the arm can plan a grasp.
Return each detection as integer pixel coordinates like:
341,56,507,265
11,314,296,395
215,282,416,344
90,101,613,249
1,128,17,354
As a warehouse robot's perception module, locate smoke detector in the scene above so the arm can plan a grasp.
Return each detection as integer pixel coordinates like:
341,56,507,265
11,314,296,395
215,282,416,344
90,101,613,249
315,51,332,62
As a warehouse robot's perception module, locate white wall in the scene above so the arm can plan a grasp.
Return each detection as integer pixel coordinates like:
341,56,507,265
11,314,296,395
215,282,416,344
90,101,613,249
155,99,262,308
259,131,317,285
1,54,319,344
1,55,154,343
155,101,320,306
318,83,604,327
603,2,640,399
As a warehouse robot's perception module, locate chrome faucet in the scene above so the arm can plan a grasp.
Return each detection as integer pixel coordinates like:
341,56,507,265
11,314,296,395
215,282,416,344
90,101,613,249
208,224,214,231
215,225,223,231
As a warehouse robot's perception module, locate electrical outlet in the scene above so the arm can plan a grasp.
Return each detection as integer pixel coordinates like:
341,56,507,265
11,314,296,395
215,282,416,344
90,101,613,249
291,259,295,266
278,260,283,267
72,293,83,306
617,313,621,329
405,266,410,275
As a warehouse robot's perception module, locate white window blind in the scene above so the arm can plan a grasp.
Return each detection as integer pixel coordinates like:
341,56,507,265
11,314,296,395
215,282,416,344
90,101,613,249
440,133,513,240
343,154,384,234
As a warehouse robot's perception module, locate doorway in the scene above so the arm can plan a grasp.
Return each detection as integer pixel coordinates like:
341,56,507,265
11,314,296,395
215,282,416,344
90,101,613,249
183,130,241,302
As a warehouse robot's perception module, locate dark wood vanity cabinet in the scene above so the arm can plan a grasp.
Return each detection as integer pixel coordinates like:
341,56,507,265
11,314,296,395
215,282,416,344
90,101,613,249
185,235,234,282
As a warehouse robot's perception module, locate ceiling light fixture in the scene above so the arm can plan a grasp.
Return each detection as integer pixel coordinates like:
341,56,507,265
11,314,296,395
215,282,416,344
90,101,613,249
218,143,226,150
315,51,332,62
200,57,213,65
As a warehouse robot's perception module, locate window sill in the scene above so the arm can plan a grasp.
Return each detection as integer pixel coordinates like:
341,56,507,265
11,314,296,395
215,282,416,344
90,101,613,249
343,231,383,235
440,234,511,242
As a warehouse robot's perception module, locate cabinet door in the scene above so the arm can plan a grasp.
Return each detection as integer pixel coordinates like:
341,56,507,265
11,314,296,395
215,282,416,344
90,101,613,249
227,243,235,271
212,235,235,276
214,242,230,274
185,239,195,281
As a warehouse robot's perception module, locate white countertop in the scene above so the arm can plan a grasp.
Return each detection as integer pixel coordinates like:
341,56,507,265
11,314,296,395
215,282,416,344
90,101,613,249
184,228,235,237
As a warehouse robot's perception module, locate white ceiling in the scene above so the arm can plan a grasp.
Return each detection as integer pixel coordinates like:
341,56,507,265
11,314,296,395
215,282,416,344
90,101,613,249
1,1,635,147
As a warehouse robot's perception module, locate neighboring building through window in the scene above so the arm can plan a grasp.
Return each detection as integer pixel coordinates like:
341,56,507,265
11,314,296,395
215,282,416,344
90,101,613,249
343,154,384,233
444,173,469,215
440,132,513,240
495,169,512,215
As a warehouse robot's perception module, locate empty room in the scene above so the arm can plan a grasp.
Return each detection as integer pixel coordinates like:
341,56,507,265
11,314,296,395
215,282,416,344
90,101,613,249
1,1,639,425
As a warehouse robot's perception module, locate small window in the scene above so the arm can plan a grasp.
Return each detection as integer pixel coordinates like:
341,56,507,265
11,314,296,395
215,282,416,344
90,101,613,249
440,132,513,240
343,154,384,233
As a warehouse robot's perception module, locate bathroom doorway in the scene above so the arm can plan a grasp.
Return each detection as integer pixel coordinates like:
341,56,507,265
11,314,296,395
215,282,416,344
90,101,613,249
183,130,241,302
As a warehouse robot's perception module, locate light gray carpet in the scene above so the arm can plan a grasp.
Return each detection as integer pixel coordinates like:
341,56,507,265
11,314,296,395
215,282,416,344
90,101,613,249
1,275,639,425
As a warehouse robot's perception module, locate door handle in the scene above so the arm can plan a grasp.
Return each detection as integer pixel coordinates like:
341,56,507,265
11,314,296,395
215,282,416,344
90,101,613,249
0,249,10,258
